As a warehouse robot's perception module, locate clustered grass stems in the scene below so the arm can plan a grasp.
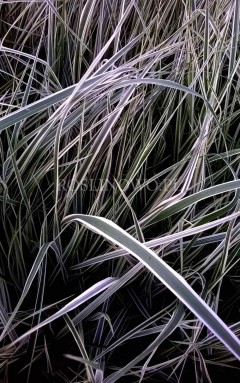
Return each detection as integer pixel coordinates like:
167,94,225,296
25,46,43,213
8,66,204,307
0,0,240,382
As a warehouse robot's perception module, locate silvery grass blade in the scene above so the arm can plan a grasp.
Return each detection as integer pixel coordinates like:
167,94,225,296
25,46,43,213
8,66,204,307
0,72,106,132
0,242,53,342
64,353,101,370
71,234,226,270
93,303,176,362
58,263,143,338
4,277,117,348
141,179,240,226
103,304,184,383
71,213,239,270
62,215,240,361
113,78,219,125
0,85,74,132
0,31,142,133
64,314,99,383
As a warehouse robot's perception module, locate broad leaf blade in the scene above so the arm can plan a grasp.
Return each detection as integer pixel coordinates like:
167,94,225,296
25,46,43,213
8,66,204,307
62,214,240,361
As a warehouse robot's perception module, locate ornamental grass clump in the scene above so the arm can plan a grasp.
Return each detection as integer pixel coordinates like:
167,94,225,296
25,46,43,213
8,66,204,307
0,1,240,382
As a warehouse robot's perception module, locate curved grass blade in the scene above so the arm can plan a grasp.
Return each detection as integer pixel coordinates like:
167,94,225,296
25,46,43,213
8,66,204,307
103,304,184,383
5,277,117,348
141,179,240,226
0,242,53,342
62,214,240,361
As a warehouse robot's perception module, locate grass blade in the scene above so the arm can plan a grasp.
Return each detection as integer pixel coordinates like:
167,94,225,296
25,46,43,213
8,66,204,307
62,214,240,361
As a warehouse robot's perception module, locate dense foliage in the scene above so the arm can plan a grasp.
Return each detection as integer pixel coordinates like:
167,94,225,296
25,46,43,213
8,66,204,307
0,1,240,382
